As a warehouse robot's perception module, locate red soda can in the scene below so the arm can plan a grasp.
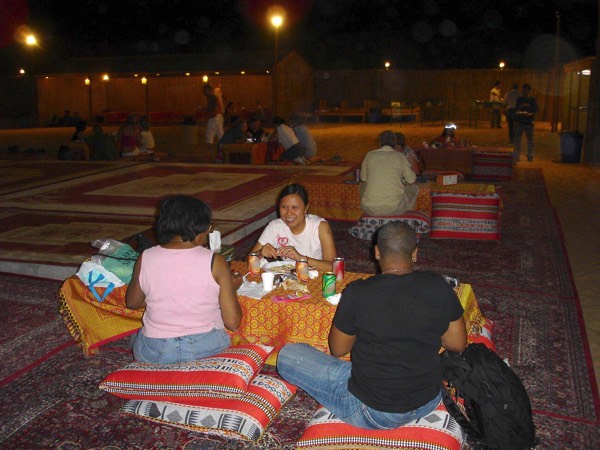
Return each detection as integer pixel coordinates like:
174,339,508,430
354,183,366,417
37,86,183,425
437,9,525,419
333,257,345,281
248,252,261,275
296,259,309,282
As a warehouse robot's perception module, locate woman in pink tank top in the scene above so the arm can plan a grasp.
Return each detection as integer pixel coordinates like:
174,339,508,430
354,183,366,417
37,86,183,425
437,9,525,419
126,195,243,364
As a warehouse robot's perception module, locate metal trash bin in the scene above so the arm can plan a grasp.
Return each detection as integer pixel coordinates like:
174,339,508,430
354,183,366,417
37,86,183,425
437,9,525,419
559,131,583,163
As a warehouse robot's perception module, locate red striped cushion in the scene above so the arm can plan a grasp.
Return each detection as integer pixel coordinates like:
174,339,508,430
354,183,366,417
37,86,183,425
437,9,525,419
430,193,500,240
121,373,297,442
296,402,464,449
471,151,513,181
99,344,273,401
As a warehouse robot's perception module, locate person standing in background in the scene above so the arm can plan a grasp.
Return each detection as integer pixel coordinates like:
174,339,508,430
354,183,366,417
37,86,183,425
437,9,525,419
513,83,538,163
489,80,503,129
503,83,521,144
290,114,317,159
203,84,224,157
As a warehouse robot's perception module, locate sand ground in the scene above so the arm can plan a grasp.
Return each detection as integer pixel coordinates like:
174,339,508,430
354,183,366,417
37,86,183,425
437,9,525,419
1,120,599,392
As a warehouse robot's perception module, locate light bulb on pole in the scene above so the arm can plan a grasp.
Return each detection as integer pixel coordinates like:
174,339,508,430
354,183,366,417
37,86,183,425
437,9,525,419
141,77,149,117
25,34,38,126
85,78,93,124
270,13,283,116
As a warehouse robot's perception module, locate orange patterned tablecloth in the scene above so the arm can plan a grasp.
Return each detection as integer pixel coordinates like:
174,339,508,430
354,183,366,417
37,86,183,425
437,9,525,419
301,175,496,221
59,263,485,360
58,276,143,355
221,143,284,164
228,262,483,364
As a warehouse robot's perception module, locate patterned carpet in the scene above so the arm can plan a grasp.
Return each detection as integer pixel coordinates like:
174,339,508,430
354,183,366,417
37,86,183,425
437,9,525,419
0,160,354,279
0,167,598,448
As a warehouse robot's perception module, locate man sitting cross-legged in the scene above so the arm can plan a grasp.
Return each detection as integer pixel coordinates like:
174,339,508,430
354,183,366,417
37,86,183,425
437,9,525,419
277,221,467,429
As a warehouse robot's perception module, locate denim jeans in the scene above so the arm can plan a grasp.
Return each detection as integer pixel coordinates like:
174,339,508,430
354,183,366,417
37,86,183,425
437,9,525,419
514,122,534,161
277,343,442,429
132,327,231,364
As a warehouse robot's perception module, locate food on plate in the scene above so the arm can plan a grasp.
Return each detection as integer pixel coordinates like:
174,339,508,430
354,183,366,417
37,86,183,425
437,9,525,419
281,278,309,293
264,263,295,273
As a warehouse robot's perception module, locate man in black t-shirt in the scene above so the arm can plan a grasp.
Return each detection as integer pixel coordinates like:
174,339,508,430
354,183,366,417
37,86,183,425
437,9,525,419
277,222,467,429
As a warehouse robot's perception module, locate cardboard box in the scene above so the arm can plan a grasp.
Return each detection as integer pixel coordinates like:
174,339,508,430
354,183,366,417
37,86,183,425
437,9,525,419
436,174,458,185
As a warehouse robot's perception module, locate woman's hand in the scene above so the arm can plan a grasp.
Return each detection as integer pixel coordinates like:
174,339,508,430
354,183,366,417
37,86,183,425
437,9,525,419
259,243,278,259
276,246,303,261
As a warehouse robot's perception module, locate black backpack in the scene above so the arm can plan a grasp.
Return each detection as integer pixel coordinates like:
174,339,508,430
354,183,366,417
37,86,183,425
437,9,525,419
441,343,539,450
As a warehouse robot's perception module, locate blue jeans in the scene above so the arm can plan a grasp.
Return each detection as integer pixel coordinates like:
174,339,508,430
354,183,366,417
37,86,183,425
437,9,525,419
132,327,231,364
277,343,442,430
514,122,534,161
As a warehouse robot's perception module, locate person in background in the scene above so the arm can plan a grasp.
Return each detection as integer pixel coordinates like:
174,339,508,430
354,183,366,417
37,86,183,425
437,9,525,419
203,84,224,156
117,114,141,157
71,120,87,142
126,195,243,364
245,116,265,143
216,119,248,163
513,83,538,163
271,116,307,164
290,114,317,159
490,80,503,129
85,125,119,161
429,123,461,147
503,83,521,144
139,116,156,155
277,221,467,429
249,183,336,273
360,130,418,216
394,132,423,176
255,101,266,121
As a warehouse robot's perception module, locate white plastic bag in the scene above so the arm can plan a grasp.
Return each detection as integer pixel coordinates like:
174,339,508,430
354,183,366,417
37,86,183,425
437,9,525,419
75,260,125,303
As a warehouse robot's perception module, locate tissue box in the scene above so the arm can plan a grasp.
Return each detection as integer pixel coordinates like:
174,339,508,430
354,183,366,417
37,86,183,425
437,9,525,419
216,244,235,262
436,174,458,185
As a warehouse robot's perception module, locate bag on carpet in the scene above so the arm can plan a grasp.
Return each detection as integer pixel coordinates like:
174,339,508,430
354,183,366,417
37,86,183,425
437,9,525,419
90,238,139,284
440,343,539,450
75,260,125,303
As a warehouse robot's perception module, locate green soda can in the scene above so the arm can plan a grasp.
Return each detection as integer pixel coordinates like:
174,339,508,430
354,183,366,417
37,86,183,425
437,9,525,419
322,272,336,298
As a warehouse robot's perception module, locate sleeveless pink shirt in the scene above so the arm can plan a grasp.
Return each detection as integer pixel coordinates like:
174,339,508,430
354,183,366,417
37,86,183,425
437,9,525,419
138,245,223,338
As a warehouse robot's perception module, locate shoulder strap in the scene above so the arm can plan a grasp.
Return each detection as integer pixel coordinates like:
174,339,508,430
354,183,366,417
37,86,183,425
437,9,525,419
442,386,484,442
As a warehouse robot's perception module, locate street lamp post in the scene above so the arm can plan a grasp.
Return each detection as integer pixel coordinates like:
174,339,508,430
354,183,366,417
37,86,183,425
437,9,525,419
141,77,149,117
25,34,37,126
85,78,93,124
271,14,283,117
552,11,561,132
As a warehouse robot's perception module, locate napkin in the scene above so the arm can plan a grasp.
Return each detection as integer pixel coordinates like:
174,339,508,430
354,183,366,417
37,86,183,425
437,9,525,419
324,293,341,305
209,230,221,251
237,281,267,299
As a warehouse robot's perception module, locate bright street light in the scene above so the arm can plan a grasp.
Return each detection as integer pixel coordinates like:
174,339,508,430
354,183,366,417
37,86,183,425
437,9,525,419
270,12,284,116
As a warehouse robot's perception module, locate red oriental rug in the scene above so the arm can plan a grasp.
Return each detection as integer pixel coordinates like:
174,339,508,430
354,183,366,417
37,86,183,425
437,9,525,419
0,161,353,278
0,168,598,448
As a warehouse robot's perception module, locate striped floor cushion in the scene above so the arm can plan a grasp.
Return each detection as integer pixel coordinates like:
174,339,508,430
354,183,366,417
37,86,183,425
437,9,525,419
349,211,431,241
296,402,464,449
120,373,297,442
471,151,513,181
430,192,501,240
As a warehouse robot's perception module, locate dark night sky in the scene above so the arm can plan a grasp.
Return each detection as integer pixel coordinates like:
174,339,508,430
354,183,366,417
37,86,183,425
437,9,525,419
1,0,598,72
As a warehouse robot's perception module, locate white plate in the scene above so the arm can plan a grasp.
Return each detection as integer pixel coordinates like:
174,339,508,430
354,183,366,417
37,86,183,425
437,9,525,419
262,260,296,273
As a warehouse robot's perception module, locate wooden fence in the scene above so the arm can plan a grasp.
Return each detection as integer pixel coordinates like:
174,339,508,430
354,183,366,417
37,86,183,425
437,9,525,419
313,68,559,123
1,65,560,128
